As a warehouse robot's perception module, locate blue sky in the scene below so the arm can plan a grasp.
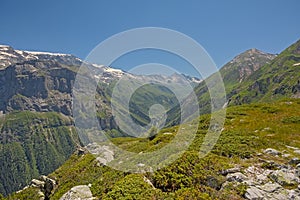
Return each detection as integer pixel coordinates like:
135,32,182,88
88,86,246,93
0,0,299,77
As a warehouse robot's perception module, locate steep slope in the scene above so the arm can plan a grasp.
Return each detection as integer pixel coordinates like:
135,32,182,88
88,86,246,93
167,48,276,125
0,45,200,132
0,45,201,195
9,98,300,199
229,39,300,104
220,48,276,91
0,111,79,196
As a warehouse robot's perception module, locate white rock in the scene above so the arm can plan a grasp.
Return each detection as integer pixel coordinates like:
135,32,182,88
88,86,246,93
60,185,96,200
294,150,300,155
245,186,264,200
260,182,282,193
31,179,45,188
264,148,280,156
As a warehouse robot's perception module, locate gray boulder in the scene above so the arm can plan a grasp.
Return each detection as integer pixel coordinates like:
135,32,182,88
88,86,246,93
245,186,264,200
60,185,96,200
270,169,300,187
226,172,247,182
264,148,280,156
260,182,282,193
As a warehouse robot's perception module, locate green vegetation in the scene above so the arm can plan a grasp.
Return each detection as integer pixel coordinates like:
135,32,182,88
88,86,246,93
96,82,180,137
8,99,300,199
0,111,79,196
230,40,300,104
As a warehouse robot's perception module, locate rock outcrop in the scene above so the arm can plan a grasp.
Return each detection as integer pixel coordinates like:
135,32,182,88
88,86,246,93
60,185,96,200
220,148,300,200
19,175,57,200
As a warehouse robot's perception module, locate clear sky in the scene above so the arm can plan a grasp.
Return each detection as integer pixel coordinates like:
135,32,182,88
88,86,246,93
1,0,299,77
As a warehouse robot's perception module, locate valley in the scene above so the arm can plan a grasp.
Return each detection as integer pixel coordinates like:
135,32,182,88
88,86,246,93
0,38,300,199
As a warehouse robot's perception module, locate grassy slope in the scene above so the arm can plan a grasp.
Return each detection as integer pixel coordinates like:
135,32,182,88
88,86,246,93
0,111,79,196
8,98,300,199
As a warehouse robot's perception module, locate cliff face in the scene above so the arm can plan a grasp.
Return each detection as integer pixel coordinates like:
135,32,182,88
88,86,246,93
0,45,81,116
0,61,75,115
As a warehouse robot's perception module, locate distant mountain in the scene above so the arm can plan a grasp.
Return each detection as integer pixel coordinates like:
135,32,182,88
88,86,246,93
0,45,201,195
229,39,300,104
220,48,276,91
167,48,276,126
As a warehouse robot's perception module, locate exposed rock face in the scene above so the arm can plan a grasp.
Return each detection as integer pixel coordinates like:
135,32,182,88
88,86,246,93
220,148,300,200
0,61,75,115
226,172,247,183
221,48,276,83
26,175,57,200
270,169,300,187
0,45,202,132
60,185,96,200
86,143,114,166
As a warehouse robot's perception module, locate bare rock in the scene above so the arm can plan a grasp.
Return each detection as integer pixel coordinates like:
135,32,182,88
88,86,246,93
264,148,280,156
245,186,264,200
31,179,45,189
226,172,247,182
260,182,282,193
219,167,241,175
60,185,96,200
270,169,300,187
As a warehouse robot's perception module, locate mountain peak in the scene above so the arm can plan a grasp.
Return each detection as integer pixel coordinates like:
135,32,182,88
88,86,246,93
221,48,276,85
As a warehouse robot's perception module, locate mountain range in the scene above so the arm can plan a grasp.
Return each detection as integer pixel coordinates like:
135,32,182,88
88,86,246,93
0,38,300,199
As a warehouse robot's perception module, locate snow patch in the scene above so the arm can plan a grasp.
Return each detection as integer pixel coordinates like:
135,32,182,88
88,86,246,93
24,50,71,56
104,67,123,74
0,51,17,58
0,45,10,48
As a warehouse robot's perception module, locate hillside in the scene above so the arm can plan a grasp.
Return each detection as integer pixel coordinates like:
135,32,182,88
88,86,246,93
229,39,300,104
7,98,300,199
167,48,276,126
0,111,79,196
0,45,200,195
1,39,300,198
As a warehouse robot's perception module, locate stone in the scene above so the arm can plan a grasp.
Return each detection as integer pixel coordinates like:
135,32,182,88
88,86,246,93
282,154,291,158
245,186,264,200
219,167,241,175
37,191,45,200
260,182,282,193
60,185,96,200
87,143,114,165
286,145,299,150
31,179,45,188
268,192,289,200
294,150,300,155
264,148,280,156
289,158,300,165
137,163,145,167
44,177,56,198
288,190,300,200
270,169,300,187
256,174,269,184
226,172,247,182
